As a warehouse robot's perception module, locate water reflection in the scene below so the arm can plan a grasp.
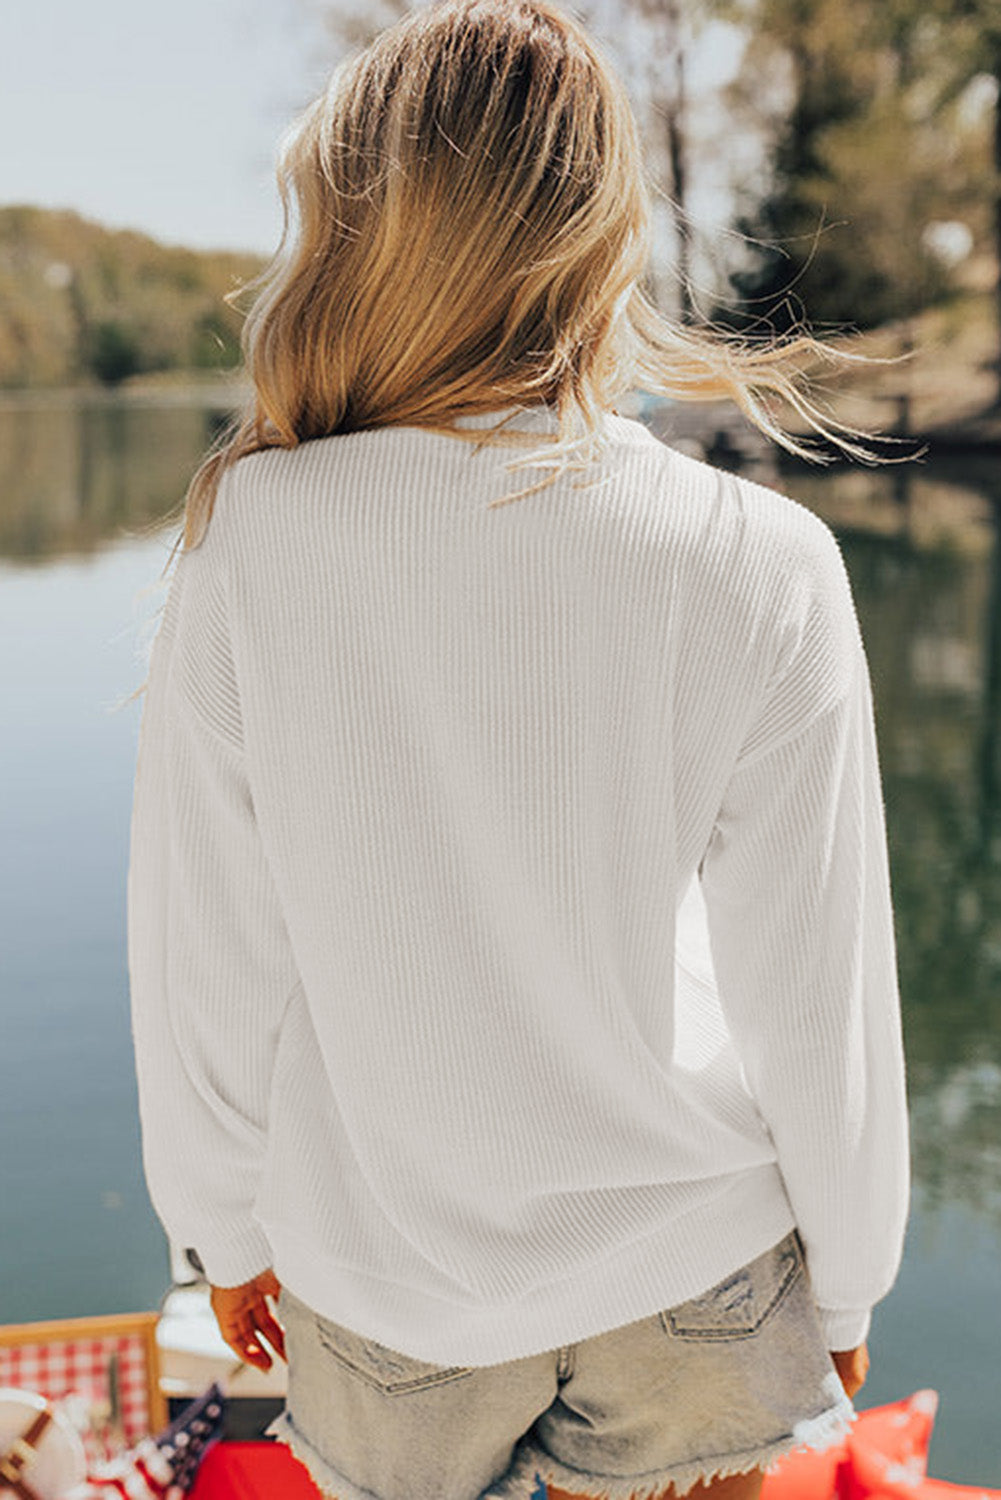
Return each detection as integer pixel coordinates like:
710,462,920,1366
0,395,232,561
789,460,1001,1232
2,393,1000,1325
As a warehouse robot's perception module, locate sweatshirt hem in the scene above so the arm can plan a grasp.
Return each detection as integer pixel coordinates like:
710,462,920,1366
261,1166,801,1366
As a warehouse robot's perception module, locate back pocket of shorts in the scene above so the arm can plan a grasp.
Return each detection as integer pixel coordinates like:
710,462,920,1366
312,1313,475,1395
658,1232,803,1342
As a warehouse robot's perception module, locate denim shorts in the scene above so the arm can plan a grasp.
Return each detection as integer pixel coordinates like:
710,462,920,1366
265,1229,855,1500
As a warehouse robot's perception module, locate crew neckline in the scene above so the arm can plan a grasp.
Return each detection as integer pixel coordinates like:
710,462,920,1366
448,405,651,441
450,405,559,432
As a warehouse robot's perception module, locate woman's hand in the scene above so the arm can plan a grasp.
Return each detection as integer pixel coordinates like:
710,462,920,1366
209,1268,287,1372
830,1342,869,1398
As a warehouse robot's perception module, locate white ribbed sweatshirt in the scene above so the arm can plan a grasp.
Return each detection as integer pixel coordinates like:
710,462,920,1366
127,405,909,1365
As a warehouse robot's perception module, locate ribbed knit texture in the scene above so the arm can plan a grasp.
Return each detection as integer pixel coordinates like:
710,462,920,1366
127,406,909,1364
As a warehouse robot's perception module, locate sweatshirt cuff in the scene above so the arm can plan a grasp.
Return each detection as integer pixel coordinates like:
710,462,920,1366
817,1304,872,1350
188,1221,274,1288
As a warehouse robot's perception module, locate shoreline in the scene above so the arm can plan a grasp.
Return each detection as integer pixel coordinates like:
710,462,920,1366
0,374,251,410
2,377,1001,459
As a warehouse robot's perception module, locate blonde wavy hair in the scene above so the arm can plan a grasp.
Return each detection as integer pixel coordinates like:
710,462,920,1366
173,0,876,560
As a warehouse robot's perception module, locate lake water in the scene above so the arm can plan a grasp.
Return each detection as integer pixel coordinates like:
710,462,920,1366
1,393,999,1482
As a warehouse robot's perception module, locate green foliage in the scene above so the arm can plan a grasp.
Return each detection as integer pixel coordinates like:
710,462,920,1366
0,205,264,389
722,0,993,332
87,319,144,385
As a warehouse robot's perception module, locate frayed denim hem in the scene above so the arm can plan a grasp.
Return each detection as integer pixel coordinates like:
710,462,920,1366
267,1394,855,1500
480,1397,856,1500
266,1407,382,1500
266,1406,549,1500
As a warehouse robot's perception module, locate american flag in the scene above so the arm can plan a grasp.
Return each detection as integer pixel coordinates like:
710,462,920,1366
62,1385,225,1500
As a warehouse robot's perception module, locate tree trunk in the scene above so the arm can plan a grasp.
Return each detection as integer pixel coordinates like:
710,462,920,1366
979,497,1001,851
664,0,694,323
993,47,1001,405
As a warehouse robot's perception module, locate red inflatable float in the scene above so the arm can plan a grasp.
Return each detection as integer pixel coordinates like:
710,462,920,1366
764,1389,1000,1499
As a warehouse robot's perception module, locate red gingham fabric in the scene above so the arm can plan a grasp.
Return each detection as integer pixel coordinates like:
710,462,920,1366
0,1335,153,1466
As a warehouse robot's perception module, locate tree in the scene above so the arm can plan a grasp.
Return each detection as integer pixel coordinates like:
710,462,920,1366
583,0,696,318
86,319,143,386
0,206,262,388
899,0,1001,401
720,0,990,336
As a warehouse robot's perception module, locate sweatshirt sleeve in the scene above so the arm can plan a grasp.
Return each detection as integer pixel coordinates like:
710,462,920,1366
698,513,910,1352
126,491,302,1288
